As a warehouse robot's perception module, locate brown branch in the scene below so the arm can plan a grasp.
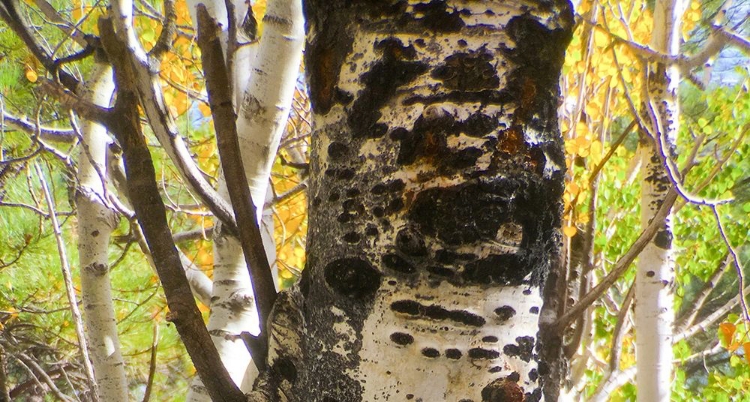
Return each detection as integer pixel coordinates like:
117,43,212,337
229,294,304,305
553,188,679,330
608,281,634,372
0,345,10,402
150,0,175,58
196,5,277,368
37,79,112,126
98,16,244,402
30,0,88,47
674,253,730,332
0,0,80,92
714,25,750,53
141,324,159,402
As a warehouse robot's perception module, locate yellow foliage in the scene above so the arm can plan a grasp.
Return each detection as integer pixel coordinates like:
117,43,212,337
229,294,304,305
24,67,37,83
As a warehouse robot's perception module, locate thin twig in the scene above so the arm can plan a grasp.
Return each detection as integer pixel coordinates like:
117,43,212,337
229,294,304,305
674,253,731,331
711,205,749,322
141,323,159,402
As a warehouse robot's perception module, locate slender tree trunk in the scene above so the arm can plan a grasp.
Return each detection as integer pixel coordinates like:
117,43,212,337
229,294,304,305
253,1,574,400
185,1,304,399
76,63,128,401
635,0,684,400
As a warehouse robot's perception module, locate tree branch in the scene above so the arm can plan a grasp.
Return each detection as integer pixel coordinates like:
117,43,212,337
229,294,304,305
196,5,277,368
0,0,80,92
98,16,244,402
108,0,240,236
553,188,679,330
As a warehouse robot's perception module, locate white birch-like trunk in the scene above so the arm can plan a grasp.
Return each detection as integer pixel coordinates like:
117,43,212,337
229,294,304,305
236,0,305,210
76,64,128,401
635,0,684,399
249,1,574,400
185,1,303,400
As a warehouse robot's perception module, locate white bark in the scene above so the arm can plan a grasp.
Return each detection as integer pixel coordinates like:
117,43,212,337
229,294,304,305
76,63,128,402
236,0,304,211
249,1,573,400
185,1,302,400
635,0,685,400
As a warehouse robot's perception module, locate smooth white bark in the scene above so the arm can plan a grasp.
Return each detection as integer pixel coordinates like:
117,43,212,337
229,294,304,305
185,1,301,400
76,64,128,402
236,0,304,211
635,0,685,400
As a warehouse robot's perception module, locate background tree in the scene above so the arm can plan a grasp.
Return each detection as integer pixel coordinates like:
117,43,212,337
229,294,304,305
0,0,748,401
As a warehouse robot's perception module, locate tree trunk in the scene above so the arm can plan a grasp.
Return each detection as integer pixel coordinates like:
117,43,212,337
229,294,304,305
254,1,574,400
185,1,304,400
635,0,684,399
76,63,128,401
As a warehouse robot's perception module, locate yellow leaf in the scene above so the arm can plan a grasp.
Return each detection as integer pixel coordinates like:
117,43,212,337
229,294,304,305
720,322,736,346
594,30,609,48
563,225,578,237
744,342,750,364
25,68,38,83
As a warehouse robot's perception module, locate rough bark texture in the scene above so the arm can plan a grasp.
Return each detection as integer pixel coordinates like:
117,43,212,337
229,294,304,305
254,1,573,401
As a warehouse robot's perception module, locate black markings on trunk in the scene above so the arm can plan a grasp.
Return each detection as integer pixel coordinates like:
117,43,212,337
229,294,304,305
272,356,298,383
390,300,486,327
421,347,440,358
390,111,497,172
494,306,516,322
463,254,528,286
342,232,361,243
303,2,355,115
427,265,455,277
324,257,382,300
654,229,673,249
382,253,416,274
527,388,543,402
390,332,414,345
432,49,499,91
349,38,427,139
409,183,512,245
396,227,427,256
503,336,535,362
482,336,499,343
502,13,573,132
468,348,500,359
327,142,349,160
445,348,462,359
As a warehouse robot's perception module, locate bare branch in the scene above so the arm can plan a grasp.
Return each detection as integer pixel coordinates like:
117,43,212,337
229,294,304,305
553,188,679,330
0,0,80,92
98,15,244,402
197,5,277,368
2,110,76,143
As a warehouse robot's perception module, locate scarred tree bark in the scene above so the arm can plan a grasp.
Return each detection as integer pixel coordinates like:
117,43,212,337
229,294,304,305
252,1,574,400
635,0,684,399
